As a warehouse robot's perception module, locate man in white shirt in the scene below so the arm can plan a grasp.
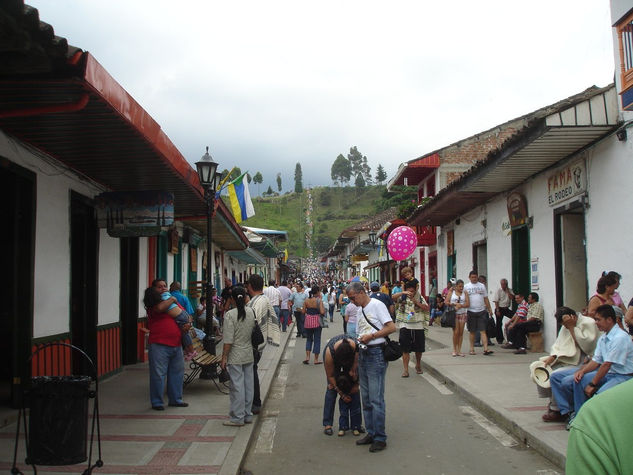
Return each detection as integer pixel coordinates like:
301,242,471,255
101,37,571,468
278,280,293,332
346,281,396,453
263,279,282,323
464,270,494,356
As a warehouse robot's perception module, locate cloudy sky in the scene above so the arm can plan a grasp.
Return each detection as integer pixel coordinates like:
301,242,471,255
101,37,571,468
29,0,615,194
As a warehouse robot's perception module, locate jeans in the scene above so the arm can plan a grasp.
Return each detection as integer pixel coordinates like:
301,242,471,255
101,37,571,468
495,307,514,343
339,392,362,430
328,305,335,322
346,323,357,339
280,309,290,332
148,343,184,407
295,311,305,336
253,349,262,409
359,346,387,442
305,326,322,354
227,363,254,423
551,367,632,415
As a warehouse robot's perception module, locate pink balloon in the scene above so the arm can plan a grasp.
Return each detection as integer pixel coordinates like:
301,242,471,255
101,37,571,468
387,226,417,261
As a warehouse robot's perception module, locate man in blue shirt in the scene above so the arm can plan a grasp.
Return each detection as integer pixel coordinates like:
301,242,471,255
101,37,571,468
369,282,394,318
290,281,308,338
551,304,633,427
169,281,194,315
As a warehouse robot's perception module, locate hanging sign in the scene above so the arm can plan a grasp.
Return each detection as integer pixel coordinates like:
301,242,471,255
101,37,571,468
96,191,174,237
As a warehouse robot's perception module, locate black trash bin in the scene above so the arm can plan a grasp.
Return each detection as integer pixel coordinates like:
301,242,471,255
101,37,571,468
27,375,92,466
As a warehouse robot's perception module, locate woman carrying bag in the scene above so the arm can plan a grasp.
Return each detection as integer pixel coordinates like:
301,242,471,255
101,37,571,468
221,286,256,426
303,287,325,365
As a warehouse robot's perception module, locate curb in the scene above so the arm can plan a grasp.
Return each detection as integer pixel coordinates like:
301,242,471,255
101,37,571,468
219,324,295,475
422,336,566,470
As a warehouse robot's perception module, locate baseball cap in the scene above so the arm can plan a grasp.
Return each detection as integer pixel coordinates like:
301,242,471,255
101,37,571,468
370,281,380,290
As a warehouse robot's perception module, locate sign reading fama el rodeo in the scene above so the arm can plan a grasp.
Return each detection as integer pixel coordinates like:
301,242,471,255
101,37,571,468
547,160,586,207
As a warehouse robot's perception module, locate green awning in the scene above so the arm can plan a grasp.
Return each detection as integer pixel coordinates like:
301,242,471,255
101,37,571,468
227,248,266,265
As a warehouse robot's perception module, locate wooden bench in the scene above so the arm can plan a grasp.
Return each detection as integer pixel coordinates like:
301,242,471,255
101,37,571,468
527,332,544,353
183,333,224,388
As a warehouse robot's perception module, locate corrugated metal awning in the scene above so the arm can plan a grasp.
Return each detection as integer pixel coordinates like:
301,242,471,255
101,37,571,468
409,85,619,227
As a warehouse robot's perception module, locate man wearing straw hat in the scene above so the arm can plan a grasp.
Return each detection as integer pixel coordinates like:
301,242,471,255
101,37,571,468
534,306,599,423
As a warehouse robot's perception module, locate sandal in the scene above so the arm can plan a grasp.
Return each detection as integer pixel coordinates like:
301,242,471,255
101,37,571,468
303,360,309,365
338,429,346,436
401,372,409,378
314,361,323,365
469,351,476,355
416,368,423,374
452,352,457,357
483,350,494,355
458,353,466,357
324,427,333,436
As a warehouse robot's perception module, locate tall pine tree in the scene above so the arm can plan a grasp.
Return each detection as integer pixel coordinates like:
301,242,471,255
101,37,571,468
294,163,303,193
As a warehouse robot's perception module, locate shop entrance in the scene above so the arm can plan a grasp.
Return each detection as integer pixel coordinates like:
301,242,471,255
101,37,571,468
554,204,587,310
511,226,530,295
0,163,35,407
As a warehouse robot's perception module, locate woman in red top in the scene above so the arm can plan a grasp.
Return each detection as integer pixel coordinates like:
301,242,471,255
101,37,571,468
145,279,189,411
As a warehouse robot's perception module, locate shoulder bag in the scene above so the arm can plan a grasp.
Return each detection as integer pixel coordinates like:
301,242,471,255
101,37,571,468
250,307,264,347
361,308,402,362
441,306,456,328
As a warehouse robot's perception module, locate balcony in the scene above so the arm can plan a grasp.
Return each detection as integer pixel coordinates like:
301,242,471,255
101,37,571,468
416,225,436,246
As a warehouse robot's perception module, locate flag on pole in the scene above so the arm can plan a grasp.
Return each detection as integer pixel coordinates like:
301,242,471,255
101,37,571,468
227,172,255,223
284,248,288,262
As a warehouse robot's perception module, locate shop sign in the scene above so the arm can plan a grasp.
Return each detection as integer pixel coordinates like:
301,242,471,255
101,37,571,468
507,192,528,227
547,160,586,207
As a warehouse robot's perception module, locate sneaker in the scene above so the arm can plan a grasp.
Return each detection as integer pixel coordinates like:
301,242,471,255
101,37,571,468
369,441,387,452
565,413,576,431
501,343,514,349
514,348,527,354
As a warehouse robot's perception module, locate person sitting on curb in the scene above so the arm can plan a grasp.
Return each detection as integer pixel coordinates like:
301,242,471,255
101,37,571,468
507,292,544,354
550,304,633,429
533,306,599,423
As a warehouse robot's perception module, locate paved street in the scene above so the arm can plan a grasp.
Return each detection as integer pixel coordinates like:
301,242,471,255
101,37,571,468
242,322,560,475
0,314,571,474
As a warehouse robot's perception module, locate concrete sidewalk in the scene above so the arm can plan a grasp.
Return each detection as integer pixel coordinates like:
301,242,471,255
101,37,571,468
0,328,294,475
422,324,568,469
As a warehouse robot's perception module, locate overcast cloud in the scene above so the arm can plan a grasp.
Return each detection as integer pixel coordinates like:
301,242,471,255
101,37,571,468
29,0,615,194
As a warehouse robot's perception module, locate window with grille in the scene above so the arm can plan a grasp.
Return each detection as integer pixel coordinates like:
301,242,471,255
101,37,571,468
617,10,633,94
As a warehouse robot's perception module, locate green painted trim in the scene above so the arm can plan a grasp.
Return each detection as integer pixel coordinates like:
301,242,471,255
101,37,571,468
157,233,168,279
217,213,248,249
173,239,183,282
31,332,71,346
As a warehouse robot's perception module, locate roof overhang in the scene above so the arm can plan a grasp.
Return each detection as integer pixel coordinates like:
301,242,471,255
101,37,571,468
227,248,266,265
409,86,619,227
388,153,440,189
178,200,249,250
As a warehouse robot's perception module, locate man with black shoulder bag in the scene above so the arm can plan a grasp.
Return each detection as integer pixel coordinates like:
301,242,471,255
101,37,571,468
346,281,396,453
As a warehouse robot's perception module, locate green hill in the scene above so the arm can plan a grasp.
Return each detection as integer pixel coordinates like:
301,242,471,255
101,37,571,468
245,186,386,258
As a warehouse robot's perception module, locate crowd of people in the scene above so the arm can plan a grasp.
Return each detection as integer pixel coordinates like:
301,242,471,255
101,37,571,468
142,266,633,464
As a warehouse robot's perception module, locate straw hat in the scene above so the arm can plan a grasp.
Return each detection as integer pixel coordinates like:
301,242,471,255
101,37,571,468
529,360,554,388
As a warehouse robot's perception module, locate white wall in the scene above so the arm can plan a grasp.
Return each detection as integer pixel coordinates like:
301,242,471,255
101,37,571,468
585,135,633,300
0,131,107,337
98,229,120,325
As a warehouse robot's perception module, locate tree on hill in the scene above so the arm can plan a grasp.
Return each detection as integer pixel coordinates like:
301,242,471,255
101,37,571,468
347,146,364,178
294,163,303,193
355,173,366,188
263,185,274,196
276,173,282,192
228,167,242,181
362,155,372,185
253,172,263,195
375,164,387,184
331,154,351,186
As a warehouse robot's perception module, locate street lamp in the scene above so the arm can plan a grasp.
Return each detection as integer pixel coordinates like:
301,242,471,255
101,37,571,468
368,229,377,246
195,146,223,355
